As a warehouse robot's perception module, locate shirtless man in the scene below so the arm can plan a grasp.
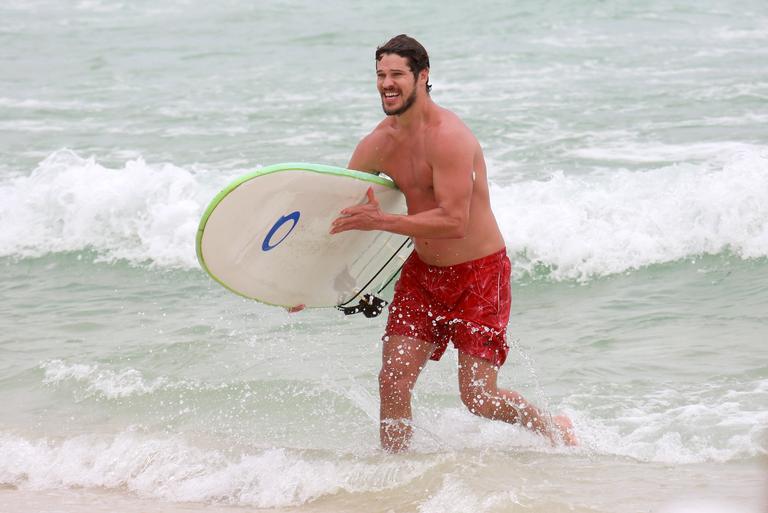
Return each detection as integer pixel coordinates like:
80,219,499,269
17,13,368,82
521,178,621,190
330,34,576,452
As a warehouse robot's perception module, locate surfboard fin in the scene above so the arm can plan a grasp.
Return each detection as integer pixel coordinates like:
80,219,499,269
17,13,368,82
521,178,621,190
337,294,388,318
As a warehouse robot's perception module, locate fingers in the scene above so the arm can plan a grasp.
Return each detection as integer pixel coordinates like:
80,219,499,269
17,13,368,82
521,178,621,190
340,188,378,215
330,220,362,234
330,213,374,234
330,207,363,233
331,188,381,234
330,215,347,234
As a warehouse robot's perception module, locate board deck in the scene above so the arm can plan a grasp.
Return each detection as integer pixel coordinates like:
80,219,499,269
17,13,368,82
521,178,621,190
196,163,412,308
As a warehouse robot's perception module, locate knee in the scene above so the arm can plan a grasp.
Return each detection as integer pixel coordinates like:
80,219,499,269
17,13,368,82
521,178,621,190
460,384,493,417
378,366,414,399
460,383,523,419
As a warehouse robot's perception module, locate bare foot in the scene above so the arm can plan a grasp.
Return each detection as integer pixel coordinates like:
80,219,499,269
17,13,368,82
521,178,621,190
552,415,578,446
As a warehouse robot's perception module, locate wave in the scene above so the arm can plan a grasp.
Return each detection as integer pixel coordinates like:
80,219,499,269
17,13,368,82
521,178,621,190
36,358,768,468
42,359,176,399
0,430,437,507
0,393,763,507
1,148,766,280
0,150,222,269
496,148,768,280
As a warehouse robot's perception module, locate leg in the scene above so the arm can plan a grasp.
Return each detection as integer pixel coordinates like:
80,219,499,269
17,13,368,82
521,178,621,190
457,351,577,446
378,335,437,452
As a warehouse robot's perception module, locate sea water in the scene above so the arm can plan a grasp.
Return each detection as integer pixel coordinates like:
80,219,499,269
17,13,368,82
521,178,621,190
1,1,767,512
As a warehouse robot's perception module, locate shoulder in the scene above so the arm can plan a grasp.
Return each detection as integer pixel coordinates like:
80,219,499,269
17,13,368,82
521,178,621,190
348,119,393,172
362,118,394,148
425,108,478,161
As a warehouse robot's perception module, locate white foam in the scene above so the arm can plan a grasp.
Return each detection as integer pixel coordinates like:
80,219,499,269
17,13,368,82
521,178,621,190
569,141,763,164
0,96,106,112
495,148,768,280
39,359,235,400
0,430,438,507
1,148,767,280
409,407,546,454
658,498,763,513
403,376,768,465
0,149,224,268
41,360,169,399
715,23,768,41
569,380,768,464
417,474,519,513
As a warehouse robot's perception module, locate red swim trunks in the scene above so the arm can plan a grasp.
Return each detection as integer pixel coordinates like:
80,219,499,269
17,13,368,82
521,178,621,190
384,248,512,367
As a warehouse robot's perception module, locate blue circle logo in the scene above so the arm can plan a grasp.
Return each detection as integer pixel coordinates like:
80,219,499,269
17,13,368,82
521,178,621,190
262,211,301,251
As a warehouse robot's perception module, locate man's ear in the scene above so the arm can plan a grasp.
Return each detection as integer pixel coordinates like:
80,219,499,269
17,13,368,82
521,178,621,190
419,68,430,86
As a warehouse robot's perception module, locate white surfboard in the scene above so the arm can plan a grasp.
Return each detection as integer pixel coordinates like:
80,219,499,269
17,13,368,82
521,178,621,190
196,163,413,309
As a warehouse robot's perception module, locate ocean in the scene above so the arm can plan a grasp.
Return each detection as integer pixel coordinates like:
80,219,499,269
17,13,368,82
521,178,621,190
1,1,766,512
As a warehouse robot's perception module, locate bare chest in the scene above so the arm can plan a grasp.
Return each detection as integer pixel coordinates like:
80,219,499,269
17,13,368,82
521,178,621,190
379,137,435,206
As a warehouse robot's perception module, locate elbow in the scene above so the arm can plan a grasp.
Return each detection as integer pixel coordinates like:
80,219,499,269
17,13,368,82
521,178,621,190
446,216,468,239
433,205,469,238
450,226,467,239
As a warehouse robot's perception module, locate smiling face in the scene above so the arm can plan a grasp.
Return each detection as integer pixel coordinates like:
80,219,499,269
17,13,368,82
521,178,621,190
376,53,426,116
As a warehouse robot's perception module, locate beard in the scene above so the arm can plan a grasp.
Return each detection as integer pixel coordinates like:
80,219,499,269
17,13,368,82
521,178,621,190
381,87,418,116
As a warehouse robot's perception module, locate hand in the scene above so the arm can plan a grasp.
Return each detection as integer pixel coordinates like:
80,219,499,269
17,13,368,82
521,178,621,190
330,187,384,235
286,304,305,313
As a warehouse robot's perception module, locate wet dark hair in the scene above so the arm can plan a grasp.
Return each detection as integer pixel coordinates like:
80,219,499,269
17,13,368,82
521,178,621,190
375,34,432,93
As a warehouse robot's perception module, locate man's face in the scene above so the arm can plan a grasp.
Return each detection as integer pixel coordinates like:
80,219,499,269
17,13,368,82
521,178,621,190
376,53,420,116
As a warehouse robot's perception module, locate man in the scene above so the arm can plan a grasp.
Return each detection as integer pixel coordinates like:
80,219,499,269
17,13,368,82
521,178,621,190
330,34,576,452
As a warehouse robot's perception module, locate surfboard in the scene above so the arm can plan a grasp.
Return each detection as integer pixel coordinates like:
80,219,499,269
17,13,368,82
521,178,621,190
196,162,413,309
